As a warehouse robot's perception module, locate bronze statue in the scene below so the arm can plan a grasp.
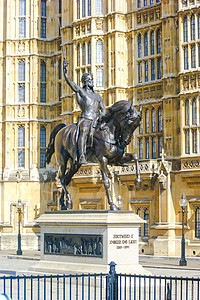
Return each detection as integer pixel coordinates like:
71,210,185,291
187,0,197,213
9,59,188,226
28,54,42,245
63,59,106,164
46,97,142,210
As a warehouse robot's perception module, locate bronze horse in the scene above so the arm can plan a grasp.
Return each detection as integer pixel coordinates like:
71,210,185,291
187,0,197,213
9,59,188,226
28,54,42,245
46,100,142,211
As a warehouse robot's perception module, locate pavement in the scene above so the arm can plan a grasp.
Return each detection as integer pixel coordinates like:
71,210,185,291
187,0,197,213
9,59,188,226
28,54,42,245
0,250,200,277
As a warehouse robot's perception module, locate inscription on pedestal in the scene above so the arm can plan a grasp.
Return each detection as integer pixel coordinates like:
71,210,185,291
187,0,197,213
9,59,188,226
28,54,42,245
109,234,137,250
44,234,103,257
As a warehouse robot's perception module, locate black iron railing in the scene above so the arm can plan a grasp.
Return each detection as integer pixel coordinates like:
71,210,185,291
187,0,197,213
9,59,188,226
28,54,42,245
0,262,199,300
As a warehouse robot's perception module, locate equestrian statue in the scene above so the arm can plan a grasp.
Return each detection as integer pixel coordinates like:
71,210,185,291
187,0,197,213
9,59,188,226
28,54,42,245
46,59,142,211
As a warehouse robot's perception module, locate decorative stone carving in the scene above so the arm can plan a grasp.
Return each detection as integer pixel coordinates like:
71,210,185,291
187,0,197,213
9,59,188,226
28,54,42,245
157,170,167,190
191,74,196,89
143,13,148,23
18,41,25,53
75,25,80,35
137,14,141,25
198,74,200,87
17,106,25,118
182,0,187,5
183,160,200,169
81,24,86,34
183,75,189,90
149,11,154,22
96,18,103,30
87,21,91,32
155,9,160,20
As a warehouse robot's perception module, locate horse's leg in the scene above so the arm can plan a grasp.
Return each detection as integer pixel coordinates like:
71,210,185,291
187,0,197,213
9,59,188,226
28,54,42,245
63,162,81,210
118,152,141,188
98,157,118,211
57,156,69,210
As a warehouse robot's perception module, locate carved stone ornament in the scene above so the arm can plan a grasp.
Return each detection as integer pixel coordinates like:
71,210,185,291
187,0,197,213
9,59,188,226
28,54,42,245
155,9,160,20
18,41,25,53
87,21,91,32
81,24,86,34
183,76,189,90
189,0,194,4
143,13,148,23
18,106,25,118
137,14,141,25
198,74,200,87
75,25,80,35
190,74,196,89
149,11,154,22
157,170,167,190
96,18,103,30
182,0,187,4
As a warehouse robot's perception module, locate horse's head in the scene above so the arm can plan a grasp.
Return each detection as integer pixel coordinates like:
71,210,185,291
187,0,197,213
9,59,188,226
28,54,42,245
120,104,142,146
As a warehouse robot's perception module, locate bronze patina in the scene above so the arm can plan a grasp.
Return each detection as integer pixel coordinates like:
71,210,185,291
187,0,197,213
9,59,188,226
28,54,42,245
46,60,142,211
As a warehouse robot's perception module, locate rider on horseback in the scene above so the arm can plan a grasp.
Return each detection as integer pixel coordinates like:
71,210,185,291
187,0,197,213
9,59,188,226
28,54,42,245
63,59,106,164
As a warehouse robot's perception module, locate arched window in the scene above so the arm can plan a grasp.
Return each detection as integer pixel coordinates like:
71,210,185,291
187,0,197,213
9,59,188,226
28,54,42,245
144,32,148,56
152,137,156,159
137,0,141,8
157,57,162,79
184,46,189,70
150,31,154,55
136,208,141,236
198,13,200,39
144,60,148,82
19,0,26,37
151,59,155,81
88,41,91,64
77,0,80,19
156,28,161,54
185,99,190,125
139,138,143,159
191,44,196,68
145,137,150,159
144,209,149,237
40,126,46,168
139,114,143,134
18,60,25,102
195,207,200,238
77,43,80,66
145,109,149,133
158,107,162,132
151,108,156,133
41,0,47,38
96,67,103,87
138,34,142,58
96,0,102,15
185,130,190,154
82,43,86,65
192,98,197,125
192,129,197,153
18,60,25,81
138,62,142,83
183,15,188,42
40,60,46,103
158,136,163,158
88,0,91,16
82,0,86,17
96,40,103,64
191,14,195,41
18,126,25,167
58,58,61,80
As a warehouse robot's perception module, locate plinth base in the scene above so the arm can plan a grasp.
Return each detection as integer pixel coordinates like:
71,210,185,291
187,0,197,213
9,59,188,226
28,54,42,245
33,210,150,275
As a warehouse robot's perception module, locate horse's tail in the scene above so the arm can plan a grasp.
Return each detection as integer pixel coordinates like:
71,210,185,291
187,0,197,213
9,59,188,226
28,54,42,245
46,123,66,164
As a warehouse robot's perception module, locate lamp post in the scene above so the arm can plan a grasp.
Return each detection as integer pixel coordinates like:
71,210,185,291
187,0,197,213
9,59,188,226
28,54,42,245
179,192,187,266
16,198,22,255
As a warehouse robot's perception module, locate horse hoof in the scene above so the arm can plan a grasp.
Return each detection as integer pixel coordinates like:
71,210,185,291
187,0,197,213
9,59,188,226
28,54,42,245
61,205,67,210
110,204,118,211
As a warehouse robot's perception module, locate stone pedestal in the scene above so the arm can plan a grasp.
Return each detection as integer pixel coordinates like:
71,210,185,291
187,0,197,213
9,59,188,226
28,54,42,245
33,210,148,274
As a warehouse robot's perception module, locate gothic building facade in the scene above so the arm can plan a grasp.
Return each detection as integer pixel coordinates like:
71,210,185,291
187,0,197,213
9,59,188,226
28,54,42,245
1,0,200,256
